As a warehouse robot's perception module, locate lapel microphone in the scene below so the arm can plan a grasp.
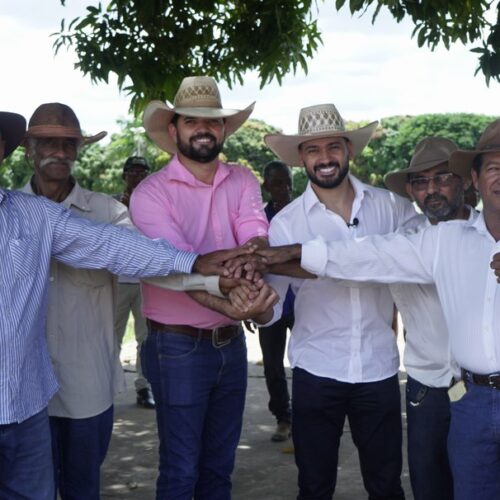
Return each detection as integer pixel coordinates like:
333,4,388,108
346,218,359,228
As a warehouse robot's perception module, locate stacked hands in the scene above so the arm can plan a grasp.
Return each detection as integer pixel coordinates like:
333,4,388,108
192,243,305,320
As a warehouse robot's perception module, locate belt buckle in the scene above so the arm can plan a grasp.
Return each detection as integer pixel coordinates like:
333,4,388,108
212,328,231,348
488,373,500,389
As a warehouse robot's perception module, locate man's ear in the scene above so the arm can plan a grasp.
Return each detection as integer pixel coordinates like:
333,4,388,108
345,139,354,160
471,170,479,191
405,183,414,201
167,123,178,144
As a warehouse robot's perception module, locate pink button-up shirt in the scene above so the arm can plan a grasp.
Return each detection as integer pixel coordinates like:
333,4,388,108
130,155,268,328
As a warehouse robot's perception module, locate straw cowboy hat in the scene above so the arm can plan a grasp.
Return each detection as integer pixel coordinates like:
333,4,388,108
0,112,26,158
384,137,458,198
449,119,500,178
264,103,378,167
25,103,107,145
143,76,255,154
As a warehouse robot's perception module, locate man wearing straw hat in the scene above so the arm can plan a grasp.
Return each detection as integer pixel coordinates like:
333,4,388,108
130,76,276,499
0,109,248,500
257,103,416,499
258,120,500,500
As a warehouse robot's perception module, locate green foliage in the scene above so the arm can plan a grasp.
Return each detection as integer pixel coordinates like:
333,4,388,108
353,113,498,186
53,0,321,113
1,149,32,190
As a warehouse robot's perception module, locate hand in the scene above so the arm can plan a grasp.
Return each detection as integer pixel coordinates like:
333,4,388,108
490,252,500,282
255,244,302,265
193,246,256,276
228,285,260,312
219,276,262,296
222,284,278,321
224,254,268,279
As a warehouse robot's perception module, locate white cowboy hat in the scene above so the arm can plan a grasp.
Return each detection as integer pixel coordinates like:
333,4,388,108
384,137,459,198
264,103,378,166
144,76,255,154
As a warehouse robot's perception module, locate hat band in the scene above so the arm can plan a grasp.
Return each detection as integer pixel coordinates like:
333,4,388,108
26,125,83,139
480,143,500,151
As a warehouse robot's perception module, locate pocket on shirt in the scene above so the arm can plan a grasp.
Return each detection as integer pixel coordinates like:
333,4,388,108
9,237,39,279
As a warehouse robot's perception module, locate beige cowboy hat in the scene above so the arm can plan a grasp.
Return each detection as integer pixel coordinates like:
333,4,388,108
143,76,255,154
264,103,378,167
449,119,500,178
25,102,107,146
0,112,26,158
384,137,458,198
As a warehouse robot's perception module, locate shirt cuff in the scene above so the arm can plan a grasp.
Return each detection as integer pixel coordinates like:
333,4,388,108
173,250,199,274
301,236,328,276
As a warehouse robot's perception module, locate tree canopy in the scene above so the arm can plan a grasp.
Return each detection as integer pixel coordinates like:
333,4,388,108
55,0,499,113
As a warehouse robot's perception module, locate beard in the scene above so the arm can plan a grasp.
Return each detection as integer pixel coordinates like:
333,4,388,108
306,158,349,189
423,190,463,221
177,133,223,163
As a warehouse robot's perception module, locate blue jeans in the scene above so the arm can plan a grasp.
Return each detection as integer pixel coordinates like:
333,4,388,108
292,368,405,500
50,405,114,500
0,408,54,500
448,382,500,500
142,327,247,500
258,313,293,423
405,376,453,500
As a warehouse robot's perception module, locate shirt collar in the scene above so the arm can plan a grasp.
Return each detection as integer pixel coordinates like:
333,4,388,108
303,173,371,214
164,154,231,188
0,188,5,206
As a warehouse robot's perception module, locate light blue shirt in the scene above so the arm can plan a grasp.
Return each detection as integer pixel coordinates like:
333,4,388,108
0,188,197,424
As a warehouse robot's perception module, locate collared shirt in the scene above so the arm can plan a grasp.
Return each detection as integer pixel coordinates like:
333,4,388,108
0,188,196,425
22,181,130,418
265,176,416,382
389,209,478,388
302,211,500,375
130,155,268,329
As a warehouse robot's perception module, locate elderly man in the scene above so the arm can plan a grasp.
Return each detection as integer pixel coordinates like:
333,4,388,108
259,120,500,500
255,103,416,499
0,109,248,500
130,76,276,499
114,156,154,409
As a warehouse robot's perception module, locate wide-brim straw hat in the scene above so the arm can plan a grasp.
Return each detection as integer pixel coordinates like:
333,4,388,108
0,112,26,158
264,104,378,167
25,102,106,146
384,137,458,198
144,76,255,154
449,119,500,178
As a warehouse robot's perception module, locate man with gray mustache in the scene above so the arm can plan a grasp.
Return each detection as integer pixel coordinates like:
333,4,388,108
21,102,137,499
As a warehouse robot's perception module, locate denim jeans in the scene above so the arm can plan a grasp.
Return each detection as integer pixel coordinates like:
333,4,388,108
142,327,247,500
405,375,452,500
0,408,54,500
448,381,500,500
292,368,405,500
50,405,114,500
258,313,293,423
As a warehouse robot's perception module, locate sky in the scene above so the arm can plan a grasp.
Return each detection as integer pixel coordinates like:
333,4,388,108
1,1,498,140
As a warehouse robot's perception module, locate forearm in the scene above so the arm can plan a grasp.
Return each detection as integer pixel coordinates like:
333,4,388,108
188,291,231,317
144,274,224,297
267,259,316,279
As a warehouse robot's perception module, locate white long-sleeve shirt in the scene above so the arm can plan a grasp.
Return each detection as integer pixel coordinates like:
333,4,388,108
302,212,500,375
265,176,416,383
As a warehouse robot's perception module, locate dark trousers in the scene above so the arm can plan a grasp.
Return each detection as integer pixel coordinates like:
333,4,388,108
142,327,247,500
258,313,294,423
292,368,405,500
0,408,54,500
405,375,453,500
50,405,114,500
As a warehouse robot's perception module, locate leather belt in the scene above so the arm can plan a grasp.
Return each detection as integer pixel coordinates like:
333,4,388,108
462,369,500,390
147,319,240,347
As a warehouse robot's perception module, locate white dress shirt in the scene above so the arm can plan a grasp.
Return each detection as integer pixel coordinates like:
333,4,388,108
302,211,500,375
389,209,478,388
265,176,416,383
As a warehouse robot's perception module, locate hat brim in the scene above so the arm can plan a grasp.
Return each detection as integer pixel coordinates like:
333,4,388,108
264,121,378,167
0,112,26,158
384,158,452,199
448,147,500,179
25,125,107,146
144,100,255,154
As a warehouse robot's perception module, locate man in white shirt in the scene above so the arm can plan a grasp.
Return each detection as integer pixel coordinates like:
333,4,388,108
258,119,500,500
260,104,415,499
383,137,475,500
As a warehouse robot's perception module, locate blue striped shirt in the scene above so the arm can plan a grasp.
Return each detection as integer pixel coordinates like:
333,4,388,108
0,188,197,424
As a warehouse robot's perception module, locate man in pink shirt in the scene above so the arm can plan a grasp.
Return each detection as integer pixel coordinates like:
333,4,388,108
130,76,276,499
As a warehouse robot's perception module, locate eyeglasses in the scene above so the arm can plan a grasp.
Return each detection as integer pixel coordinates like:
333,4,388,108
408,172,458,191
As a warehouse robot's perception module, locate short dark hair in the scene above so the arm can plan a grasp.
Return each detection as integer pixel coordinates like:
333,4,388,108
171,113,180,127
472,154,483,175
263,160,292,181
123,156,150,172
